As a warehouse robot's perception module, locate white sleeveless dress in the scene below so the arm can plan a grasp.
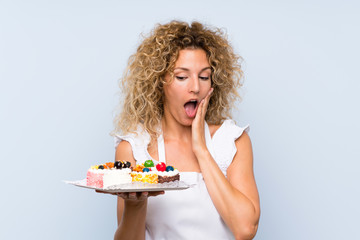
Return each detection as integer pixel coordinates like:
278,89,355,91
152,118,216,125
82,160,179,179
114,119,249,240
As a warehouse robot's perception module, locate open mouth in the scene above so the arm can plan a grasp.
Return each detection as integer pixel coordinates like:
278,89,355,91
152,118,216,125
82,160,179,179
184,100,198,118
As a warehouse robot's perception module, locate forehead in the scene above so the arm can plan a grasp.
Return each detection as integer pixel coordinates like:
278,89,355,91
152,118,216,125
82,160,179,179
174,49,210,69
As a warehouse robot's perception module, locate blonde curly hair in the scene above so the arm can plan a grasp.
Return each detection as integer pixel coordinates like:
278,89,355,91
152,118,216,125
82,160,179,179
113,20,243,140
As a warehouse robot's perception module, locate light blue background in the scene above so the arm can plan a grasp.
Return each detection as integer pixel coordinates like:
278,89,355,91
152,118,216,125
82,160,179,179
1,0,359,239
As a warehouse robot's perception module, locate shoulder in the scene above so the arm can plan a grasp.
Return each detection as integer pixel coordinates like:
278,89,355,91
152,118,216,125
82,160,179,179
115,140,136,166
113,124,151,149
208,119,249,139
235,130,251,148
113,124,152,164
227,130,254,184
233,131,253,162
116,140,133,154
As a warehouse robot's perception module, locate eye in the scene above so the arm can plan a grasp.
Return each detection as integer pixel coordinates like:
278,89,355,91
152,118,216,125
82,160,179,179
176,76,187,80
199,76,210,80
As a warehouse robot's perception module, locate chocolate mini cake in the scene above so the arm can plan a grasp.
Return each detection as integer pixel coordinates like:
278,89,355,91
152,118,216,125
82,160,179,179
158,174,180,183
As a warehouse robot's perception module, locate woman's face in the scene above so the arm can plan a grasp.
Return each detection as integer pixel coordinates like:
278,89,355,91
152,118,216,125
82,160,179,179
163,48,212,126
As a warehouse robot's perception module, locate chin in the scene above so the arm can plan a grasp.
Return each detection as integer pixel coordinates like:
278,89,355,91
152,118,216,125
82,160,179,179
181,117,195,126
166,110,194,127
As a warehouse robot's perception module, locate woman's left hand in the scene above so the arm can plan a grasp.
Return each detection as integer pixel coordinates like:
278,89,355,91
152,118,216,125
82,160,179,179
191,88,213,156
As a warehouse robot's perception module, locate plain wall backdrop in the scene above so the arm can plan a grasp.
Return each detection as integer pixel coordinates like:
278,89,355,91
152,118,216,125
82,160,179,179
1,0,359,239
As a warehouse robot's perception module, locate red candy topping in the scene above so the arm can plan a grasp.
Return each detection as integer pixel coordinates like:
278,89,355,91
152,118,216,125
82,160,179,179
156,162,166,172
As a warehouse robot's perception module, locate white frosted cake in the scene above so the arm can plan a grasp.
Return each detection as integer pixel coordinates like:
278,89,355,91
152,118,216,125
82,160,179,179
86,162,132,188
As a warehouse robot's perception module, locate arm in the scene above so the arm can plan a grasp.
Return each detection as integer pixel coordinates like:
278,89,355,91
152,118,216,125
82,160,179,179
195,132,260,240
192,90,260,240
114,140,147,240
113,140,164,240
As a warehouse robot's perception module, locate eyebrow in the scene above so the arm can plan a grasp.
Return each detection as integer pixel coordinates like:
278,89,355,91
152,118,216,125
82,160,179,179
174,67,211,72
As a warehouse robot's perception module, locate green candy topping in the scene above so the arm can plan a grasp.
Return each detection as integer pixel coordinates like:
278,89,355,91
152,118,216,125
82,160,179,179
144,160,154,168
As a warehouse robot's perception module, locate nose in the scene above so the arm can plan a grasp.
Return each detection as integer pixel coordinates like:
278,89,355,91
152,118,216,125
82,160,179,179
189,76,200,94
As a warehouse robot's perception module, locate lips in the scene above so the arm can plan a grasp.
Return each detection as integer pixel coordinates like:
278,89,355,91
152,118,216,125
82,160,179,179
184,99,199,118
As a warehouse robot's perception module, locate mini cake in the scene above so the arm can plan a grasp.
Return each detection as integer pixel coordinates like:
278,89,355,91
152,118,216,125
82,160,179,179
155,162,180,183
131,161,158,184
131,172,158,184
132,160,180,184
86,161,132,188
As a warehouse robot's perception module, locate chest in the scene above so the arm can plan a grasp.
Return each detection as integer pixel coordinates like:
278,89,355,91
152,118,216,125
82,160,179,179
148,140,201,172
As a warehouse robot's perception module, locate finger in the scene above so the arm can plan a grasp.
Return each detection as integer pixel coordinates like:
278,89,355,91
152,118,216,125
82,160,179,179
202,88,213,116
117,193,127,199
196,99,205,119
128,192,137,200
199,99,206,120
205,87,213,103
196,88,213,120
148,191,165,197
138,191,149,200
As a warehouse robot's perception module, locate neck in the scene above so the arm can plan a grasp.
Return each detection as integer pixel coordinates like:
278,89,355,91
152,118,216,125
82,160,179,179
161,116,192,141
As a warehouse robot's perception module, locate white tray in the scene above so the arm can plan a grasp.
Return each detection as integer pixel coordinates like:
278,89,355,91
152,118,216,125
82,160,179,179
64,179,189,193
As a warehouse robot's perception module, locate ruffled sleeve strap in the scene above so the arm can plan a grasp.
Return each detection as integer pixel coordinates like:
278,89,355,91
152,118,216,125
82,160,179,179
113,125,152,164
212,119,250,175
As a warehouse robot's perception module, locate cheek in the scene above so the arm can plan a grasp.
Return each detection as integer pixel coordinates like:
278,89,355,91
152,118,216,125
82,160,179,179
165,82,185,98
201,81,211,92
164,85,181,106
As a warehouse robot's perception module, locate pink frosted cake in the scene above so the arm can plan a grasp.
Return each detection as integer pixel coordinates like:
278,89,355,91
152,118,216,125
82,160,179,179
86,161,132,188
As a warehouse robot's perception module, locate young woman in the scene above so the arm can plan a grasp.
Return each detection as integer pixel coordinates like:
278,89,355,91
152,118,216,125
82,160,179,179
110,21,260,240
